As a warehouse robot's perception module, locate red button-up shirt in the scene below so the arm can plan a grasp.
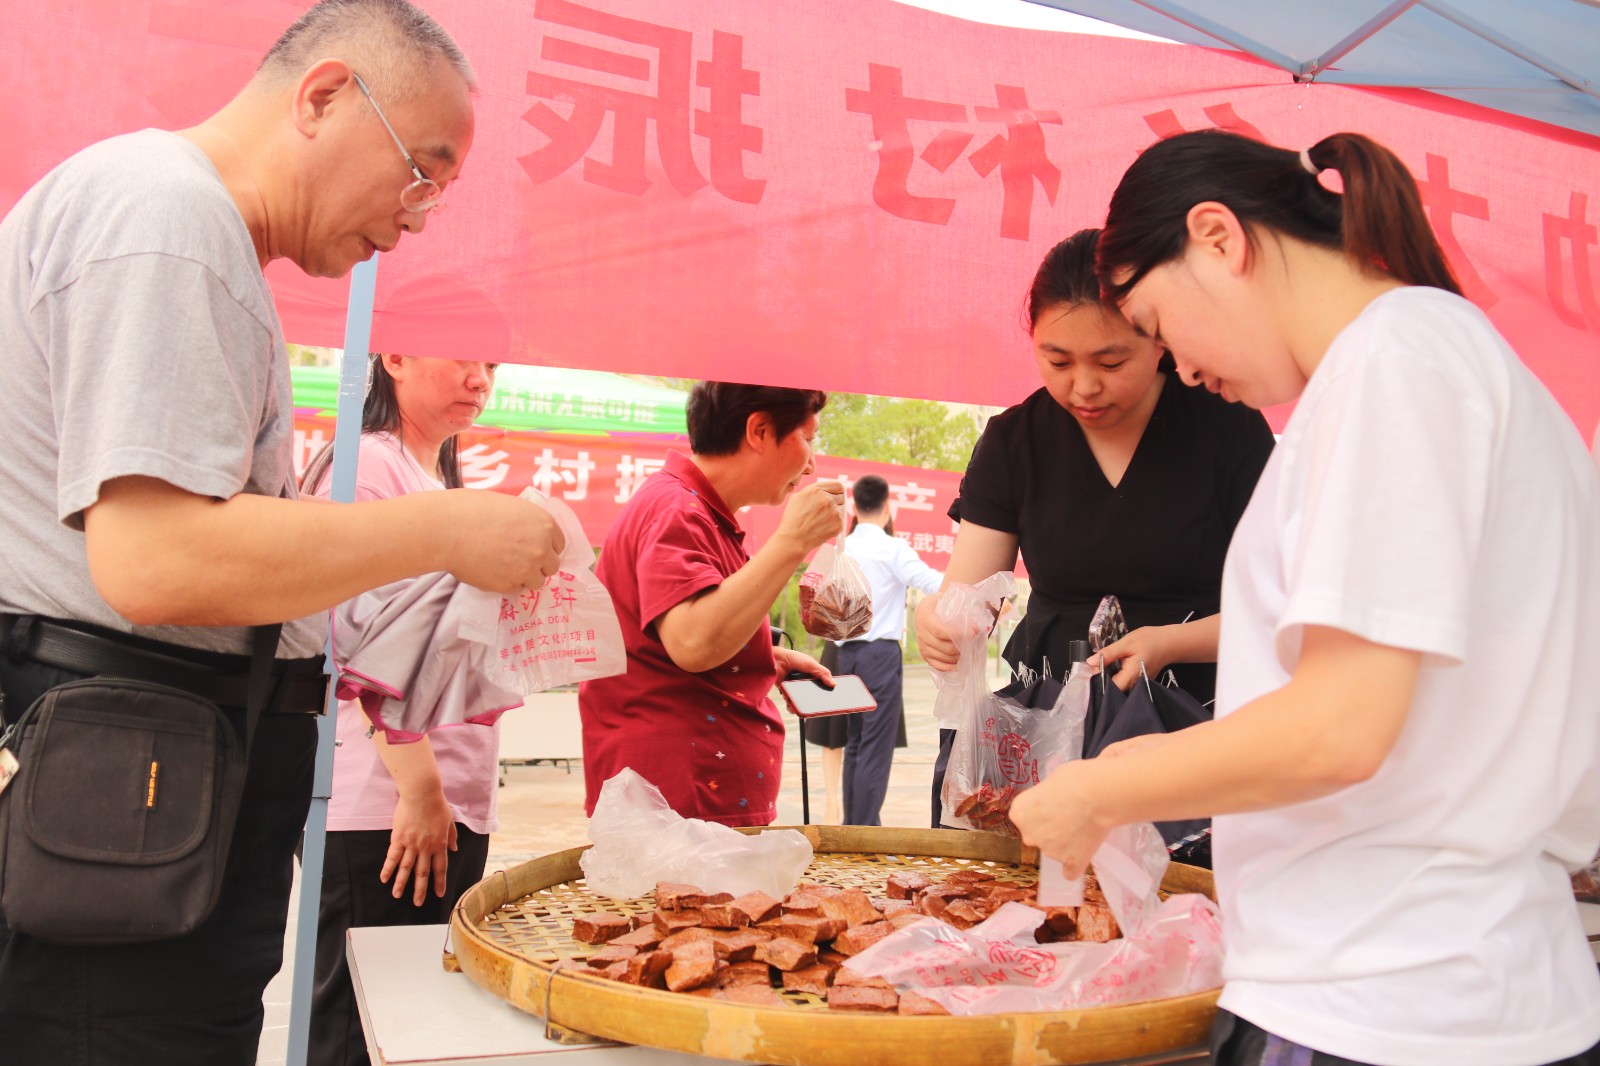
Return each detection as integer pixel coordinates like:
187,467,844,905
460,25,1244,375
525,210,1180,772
578,452,784,827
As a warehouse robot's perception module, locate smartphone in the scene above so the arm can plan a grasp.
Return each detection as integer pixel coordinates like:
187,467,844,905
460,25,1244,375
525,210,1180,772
777,674,877,718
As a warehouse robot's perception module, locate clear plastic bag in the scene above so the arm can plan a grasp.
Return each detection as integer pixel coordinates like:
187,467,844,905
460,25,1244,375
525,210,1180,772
578,769,814,901
798,542,873,640
843,822,1223,1014
929,572,1017,728
941,661,1090,836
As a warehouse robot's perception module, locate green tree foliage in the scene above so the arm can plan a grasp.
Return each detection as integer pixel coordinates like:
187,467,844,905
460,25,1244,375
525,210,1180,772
817,393,980,473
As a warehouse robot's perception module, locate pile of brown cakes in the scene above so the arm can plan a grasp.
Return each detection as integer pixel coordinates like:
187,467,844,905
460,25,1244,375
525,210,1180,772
568,869,1123,1012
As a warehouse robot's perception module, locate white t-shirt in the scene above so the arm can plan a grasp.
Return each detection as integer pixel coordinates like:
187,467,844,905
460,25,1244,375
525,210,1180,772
1213,287,1600,1065
0,129,323,657
843,523,943,643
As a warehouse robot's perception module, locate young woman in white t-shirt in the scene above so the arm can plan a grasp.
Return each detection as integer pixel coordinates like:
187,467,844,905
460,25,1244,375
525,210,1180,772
1010,130,1600,1066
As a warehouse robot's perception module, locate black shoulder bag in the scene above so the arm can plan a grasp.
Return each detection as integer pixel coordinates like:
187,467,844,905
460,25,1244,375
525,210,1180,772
0,625,279,944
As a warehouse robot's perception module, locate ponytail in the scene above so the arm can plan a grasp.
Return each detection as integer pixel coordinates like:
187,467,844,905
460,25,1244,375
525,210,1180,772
1098,129,1462,302
1307,133,1461,295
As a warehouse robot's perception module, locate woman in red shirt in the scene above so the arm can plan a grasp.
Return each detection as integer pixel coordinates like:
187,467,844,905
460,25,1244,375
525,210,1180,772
580,382,846,826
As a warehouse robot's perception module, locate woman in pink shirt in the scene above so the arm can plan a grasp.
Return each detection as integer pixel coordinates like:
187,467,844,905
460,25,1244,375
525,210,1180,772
301,354,500,1066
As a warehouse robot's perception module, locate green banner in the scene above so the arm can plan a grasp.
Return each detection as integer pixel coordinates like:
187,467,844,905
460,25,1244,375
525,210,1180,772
291,364,688,437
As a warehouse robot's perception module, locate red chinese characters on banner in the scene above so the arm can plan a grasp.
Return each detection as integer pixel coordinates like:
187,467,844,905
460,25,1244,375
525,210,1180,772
846,66,1063,239
1544,191,1600,332
291,417,972,572
521,0,764,202
1415,153,1497,309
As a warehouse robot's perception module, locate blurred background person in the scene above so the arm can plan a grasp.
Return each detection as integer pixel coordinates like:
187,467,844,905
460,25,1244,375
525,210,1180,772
838,475,941,825
301,353,503,1066
580,382,844,826
807,639,849,823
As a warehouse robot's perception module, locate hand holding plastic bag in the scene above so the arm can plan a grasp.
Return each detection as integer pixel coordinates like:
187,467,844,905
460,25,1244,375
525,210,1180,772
929,572,1017,727
798,543,873,640
579,769,813,900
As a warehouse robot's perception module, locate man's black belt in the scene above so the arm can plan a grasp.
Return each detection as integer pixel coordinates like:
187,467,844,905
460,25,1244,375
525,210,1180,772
0,614,327,713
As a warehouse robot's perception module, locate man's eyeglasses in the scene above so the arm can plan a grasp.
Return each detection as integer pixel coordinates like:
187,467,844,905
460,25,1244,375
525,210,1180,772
352,72,443,215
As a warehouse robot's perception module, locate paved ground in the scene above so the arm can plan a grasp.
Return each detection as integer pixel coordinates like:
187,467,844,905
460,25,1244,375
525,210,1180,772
259,659,1007,1065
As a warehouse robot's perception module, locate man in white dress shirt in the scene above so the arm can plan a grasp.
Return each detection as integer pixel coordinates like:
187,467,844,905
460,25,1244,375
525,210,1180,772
839,476,943,825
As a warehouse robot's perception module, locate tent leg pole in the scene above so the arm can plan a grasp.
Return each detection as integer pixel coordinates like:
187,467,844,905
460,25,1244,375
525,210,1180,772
285,253,379,1066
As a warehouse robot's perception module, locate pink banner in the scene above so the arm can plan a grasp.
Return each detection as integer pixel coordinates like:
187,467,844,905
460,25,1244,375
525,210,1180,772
293,415,973,573
6,1,1599,434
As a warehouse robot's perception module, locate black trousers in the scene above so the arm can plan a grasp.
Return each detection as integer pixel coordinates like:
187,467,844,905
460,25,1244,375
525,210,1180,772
932,727,956,829
0,650,318,1066
304,826,490,1066
1211,1009,1600,1066
838,639,903,827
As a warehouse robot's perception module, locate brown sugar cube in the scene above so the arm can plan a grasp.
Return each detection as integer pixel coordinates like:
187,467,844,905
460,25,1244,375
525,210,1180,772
766,915,845,945
660,927,717,951
665,941,719,993
623,950,674,988
584,944,640,968
699,904,750,930
977,884,1036,906
942,900,986,930
874,898,915,917
832,921,892,956
782,890,825,915
591,960,631,982
898,991,951,1016
945,869,998,886
753,936,817,972
827,984,899,1012
1081,874,1106,905
1075,902,1121,943
917,893,952,921
571,913,633,945
819,888,881,927
655,883,705,910
718,984,786,1007
885,871,932,900
730,891,782,925
887,911,927,932
709,929,770,963
816,948,849,973
653,908,705,934
794,880,840,897
611,926,664,949
833,968,894,990
781,964,833,995
716,960,776,988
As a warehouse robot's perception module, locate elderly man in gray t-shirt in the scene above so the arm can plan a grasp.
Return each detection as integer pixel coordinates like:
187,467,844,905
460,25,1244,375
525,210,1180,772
0,3,563,1063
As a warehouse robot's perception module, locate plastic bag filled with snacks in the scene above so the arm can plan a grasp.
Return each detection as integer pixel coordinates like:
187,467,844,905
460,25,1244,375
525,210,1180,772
798,542,873,641
579,769,813,900
941,661,1091,836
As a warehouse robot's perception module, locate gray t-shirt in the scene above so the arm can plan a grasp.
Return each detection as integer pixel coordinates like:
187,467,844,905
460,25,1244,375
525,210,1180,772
0,129,325,657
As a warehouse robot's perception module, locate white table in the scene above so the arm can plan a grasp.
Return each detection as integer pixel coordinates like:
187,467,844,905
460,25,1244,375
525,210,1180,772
347,924,726,1065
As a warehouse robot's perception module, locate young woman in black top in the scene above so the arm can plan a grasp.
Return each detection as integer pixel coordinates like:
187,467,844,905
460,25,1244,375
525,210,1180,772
915,228,1274,824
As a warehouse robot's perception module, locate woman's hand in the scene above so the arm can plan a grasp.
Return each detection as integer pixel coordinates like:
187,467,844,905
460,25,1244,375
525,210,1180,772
775,481,847,555
775,647,832,685
1009,762,1113,880
914,594,963,671
1094,624,1178,693
381,785,457,906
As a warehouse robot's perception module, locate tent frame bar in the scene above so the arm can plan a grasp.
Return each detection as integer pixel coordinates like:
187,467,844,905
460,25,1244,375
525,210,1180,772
1125,0,1299,73
1301,0,1417,78
1419,0,1599,101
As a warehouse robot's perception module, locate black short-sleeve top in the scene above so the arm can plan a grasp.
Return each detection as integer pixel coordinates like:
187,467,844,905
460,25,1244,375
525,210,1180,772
949,374,1275,702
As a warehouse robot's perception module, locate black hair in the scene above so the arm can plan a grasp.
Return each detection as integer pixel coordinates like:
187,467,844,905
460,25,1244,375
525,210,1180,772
686,382,827,457
852,475,890,514
300,354,465,492
1026,227,1105,328
1097,129,1461,303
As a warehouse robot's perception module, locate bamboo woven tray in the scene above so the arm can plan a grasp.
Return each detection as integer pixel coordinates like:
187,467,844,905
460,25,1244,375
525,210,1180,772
449,825,1218,1066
